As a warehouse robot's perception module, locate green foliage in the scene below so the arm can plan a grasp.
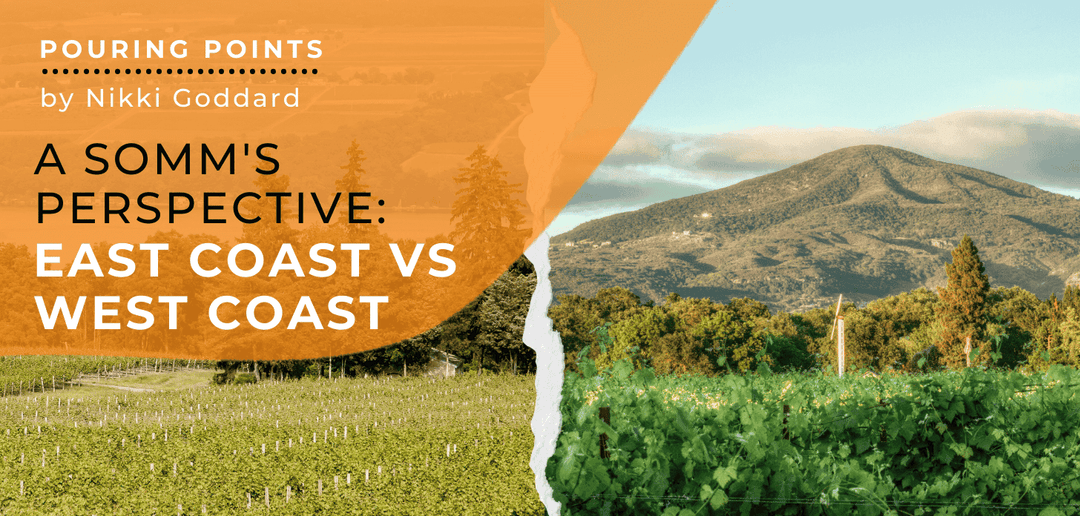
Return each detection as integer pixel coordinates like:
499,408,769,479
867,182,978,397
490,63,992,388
935,236,991,368
650,331,715,376
449,145,528,279
695,311,762,373
845,310,908,370
552,288,799,376
550,264,1080,375
474,262,535,373
549,294,603,370
760,333,812,373
595,287,643,321
726,297,771,321
604,308,677,370
1058,308,1080,366
421,255,537,375
552,363,1080,514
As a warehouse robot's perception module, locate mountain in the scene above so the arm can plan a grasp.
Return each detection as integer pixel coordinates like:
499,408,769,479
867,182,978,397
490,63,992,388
550,145,1080,311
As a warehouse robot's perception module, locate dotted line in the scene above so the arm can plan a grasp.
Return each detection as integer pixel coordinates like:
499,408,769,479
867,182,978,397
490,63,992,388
43,68,318,75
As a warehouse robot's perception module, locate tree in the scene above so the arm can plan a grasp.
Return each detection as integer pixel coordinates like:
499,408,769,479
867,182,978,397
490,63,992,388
1064,285,1079,314
829,289,940,372
665,296,719,328
757,312,815,372
651,331,715,376
548,294,602,369
934,235,990,368
602,307,677,370
693,310,760,372
842,310,904,371
346,339,432,377
594,287,642,321
726,297,771,321
984,287,1042,368
336,140,373,238
450,145,528,280
337,140,370,194
475,258,536,374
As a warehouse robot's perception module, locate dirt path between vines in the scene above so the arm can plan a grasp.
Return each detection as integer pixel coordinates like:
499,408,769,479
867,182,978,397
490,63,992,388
71,381,156,393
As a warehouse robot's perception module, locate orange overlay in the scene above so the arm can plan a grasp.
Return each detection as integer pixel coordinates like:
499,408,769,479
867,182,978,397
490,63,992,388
0,0,714,359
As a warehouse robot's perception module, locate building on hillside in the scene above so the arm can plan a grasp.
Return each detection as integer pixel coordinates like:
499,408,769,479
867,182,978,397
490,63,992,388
1067,271,1080,288
930,239,952,249
426,349,462,378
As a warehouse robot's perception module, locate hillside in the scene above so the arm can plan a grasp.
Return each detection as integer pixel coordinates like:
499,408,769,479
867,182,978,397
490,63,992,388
550,145,1080,310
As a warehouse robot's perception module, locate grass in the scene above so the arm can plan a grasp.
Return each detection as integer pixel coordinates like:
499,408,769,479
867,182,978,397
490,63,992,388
70,369,216,396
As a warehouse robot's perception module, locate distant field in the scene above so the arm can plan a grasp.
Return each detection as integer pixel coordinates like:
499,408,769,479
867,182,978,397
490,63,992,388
0,356,149,396
73,369,216,394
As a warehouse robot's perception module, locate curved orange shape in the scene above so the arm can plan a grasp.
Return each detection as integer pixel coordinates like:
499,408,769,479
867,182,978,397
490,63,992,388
1,0,715,359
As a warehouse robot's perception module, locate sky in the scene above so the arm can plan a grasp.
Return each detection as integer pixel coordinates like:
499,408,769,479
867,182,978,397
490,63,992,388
549,2,1080,235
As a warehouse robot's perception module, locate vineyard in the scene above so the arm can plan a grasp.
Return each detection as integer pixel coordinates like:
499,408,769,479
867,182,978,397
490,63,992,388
0,356,151,396
550,360,1080,515
0,370,543,515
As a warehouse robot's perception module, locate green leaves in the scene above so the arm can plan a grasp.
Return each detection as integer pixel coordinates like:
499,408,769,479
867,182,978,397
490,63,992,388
632,367,655,386
660,506,695,516
572,457,611,499
700,482,730,509
712,461,738,489
552,364,1080,515
611,360,634,381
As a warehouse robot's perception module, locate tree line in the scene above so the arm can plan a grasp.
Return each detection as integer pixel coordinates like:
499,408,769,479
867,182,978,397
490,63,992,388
216,253,536,383
550,236,1080,375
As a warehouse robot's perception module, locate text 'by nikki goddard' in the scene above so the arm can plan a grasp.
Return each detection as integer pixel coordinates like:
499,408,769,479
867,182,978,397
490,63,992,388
41,87,300,112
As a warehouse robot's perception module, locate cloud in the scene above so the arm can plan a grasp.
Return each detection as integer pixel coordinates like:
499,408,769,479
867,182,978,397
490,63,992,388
568,180,656,207
599,109,1080,189
570,165,752,208
600,132,672,166
691,152,776,172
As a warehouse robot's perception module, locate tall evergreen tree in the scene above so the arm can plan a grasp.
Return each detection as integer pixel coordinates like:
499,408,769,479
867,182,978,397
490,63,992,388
1064,285,1080,314
450,145,528,279
336,140,374,240
336,140,370,194
935,235,990,368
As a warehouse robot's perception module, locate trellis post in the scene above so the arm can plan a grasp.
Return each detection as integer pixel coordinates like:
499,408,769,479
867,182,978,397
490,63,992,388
599,407,611,459
965,336,972,367
837,316,846,378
